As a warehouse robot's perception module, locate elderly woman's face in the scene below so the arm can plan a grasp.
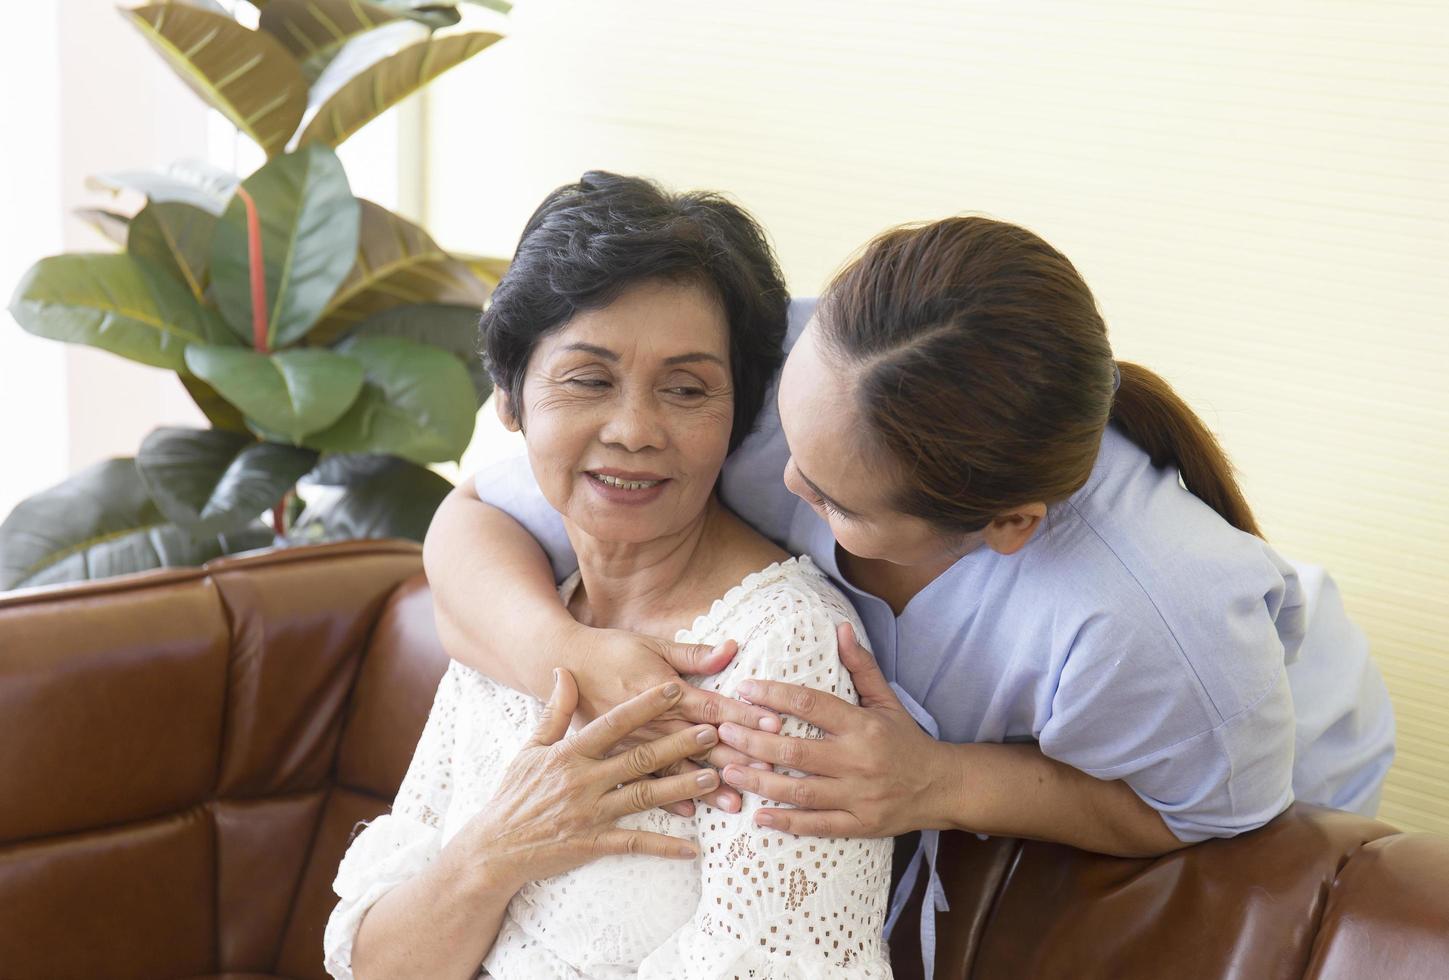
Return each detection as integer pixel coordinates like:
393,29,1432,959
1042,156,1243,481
511,280,734,544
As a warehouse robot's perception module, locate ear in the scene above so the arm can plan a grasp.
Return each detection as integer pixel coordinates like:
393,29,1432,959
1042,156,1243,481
982,502,1047,555
494,389,522,433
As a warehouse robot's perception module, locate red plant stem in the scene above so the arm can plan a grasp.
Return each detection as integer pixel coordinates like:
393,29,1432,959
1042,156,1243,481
235,186,269,353
272,488,290,538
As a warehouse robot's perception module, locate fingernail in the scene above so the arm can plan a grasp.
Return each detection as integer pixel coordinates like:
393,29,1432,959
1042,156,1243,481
696,770,717,787
662,683,681,699
721,766,742,785
552,668,561,684
757,715,781,733
749,761,772,770
717,723,738,744
757,812,776,828
696,727,717,745
721,797,740,813
737,680,758,698
678,845,697,858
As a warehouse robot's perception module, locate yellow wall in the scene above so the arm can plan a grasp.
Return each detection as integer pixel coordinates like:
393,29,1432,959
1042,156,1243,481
427,1,1449,833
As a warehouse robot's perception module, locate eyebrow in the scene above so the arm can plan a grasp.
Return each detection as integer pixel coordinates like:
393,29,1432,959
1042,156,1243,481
559,343,726,369
798,468,861,518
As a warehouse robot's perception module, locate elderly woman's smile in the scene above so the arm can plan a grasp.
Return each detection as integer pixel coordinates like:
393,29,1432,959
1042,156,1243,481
502,279,736,545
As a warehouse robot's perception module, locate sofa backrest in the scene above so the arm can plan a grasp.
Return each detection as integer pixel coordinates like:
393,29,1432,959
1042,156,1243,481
0,540,442,980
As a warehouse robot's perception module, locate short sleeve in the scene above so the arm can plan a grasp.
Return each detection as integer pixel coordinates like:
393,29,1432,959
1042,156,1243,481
322,666,463,980
640,571,894,977
1038,613,1297,843
472,455,578,582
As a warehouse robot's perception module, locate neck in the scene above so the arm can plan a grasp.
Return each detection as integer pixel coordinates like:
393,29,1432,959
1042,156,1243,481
565,497,732,634
839,546,970,617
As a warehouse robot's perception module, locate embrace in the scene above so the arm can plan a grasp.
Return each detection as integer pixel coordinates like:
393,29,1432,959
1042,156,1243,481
323,172,1394,979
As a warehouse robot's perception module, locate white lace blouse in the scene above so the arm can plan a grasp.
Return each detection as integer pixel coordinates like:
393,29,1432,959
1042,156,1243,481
323,556,893,979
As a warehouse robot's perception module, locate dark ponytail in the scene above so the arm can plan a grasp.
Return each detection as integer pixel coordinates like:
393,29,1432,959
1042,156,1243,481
1110,360,1262,536
820,217,1264,538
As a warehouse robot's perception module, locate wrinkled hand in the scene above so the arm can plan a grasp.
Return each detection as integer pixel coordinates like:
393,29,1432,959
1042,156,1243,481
566,625,782,814
716,623,948,838
450,670,721,892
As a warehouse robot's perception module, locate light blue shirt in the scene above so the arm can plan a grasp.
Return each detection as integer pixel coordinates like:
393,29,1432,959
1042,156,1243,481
476,299,1394,843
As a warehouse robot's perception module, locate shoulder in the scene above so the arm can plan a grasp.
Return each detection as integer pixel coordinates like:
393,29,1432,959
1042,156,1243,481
694,556,862,703
1022,427,1303,723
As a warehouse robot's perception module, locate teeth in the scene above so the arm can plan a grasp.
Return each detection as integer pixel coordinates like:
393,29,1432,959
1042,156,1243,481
593,473,662,490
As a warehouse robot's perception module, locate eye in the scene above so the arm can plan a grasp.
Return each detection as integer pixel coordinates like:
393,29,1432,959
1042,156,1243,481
567,377,610,389
808,488,850,521
666,385,707,398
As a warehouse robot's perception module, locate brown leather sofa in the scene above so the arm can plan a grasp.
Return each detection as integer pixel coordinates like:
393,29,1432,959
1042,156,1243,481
1,540,1445,980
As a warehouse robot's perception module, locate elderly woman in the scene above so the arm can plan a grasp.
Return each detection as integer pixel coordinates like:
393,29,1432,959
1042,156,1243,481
322,173,894,979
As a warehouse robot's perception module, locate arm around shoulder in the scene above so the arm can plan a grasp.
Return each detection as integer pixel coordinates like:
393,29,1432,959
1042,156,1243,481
422,475,578,700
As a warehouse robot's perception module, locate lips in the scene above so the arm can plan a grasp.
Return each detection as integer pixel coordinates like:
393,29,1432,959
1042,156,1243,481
586,468,667,488
583,469,671,503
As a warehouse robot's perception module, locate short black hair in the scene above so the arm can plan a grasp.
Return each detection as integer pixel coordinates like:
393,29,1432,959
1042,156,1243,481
479,171,788,453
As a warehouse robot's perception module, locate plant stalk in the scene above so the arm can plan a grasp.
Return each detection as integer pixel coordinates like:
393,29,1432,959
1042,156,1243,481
234,186,269,353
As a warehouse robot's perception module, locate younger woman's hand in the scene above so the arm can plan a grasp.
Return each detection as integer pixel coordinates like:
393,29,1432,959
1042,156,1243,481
447,669,722,892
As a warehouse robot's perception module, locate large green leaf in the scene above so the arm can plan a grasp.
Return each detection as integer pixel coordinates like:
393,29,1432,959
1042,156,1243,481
8,253,233,372
88,160,240,216
179,373,250,433
291,456,452,544
124,4,309,158
0,458,273,590
305,336,476,463
298,31,500,148
368,0,462,28
258,0,405,81
211,145,360,348
308,201,492,344
128,201,217,302
74,208,132,247
136,426,319,535
184,345,366,443
346,303,490,407
302,452,403,487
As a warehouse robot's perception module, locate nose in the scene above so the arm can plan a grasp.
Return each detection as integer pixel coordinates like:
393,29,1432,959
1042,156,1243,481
599,390,668,453
782,457,805,500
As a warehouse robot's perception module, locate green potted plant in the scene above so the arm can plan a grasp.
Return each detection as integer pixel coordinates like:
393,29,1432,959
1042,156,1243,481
2,0,510,590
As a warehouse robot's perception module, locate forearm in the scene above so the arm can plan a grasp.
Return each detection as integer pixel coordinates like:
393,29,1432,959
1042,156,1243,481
422,480,576,700
351,847,518,980
931,741,1188,858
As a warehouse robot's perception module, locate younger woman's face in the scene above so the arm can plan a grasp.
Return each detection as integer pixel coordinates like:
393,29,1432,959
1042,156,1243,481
777,322,976,567
507,280,735,546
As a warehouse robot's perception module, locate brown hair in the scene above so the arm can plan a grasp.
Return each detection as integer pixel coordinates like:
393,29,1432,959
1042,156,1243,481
818,217,1262,538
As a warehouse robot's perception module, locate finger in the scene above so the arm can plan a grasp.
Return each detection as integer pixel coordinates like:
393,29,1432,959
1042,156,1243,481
659,638,738,676
678,686,781,733
603,724,720,784
720,764,845,810
596,829,699,860
655,758,741,813
700,743,757,771
753,806,867,837
836,622,896,707
527,668,579,747
663,799,697,818
569,682,684,759
594,829,695,858
717,723,841,774
732,678,856,733
603,767,721,820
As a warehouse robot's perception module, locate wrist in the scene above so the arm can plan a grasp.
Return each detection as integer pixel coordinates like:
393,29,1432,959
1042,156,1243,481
441,834,524,902
532,612,591,699
922,739,973,832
